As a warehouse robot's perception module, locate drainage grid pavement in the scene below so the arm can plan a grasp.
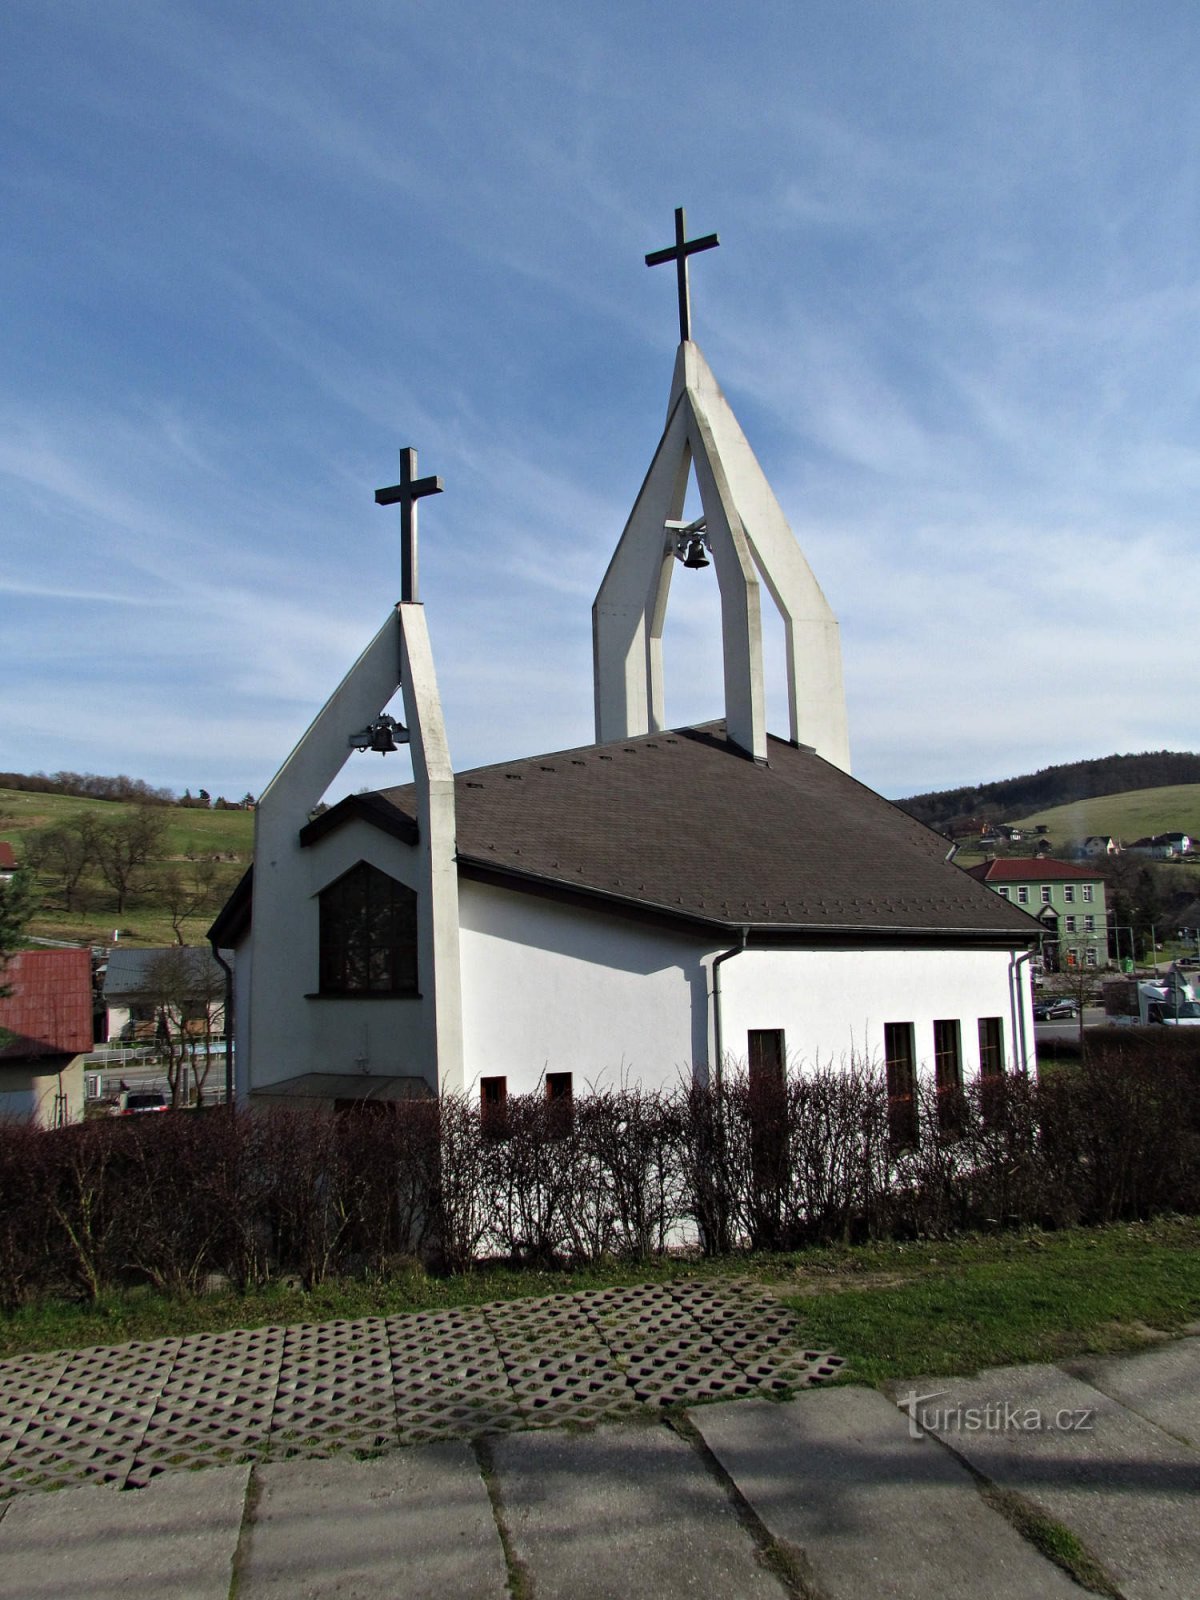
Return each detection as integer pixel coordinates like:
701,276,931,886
0,1277,843,1495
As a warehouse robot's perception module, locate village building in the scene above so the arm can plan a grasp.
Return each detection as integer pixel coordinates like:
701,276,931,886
963,858,1110,971
212,212,1040,1112
0,948,93,1126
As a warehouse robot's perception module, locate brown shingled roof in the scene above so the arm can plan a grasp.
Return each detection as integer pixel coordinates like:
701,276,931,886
359,723,1039,940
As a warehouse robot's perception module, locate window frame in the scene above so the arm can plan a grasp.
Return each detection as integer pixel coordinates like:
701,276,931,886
884,1021,918,1150
317,861,419,998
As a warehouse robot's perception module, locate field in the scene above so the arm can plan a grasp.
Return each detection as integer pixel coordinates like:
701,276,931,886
0,788,254,947
1007,783,1200,845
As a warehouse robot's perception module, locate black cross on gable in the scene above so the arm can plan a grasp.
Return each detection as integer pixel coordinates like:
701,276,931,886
645,206,719,344
375,447,443,604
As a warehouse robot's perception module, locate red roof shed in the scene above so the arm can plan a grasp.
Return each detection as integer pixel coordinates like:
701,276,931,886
0,949,94,1060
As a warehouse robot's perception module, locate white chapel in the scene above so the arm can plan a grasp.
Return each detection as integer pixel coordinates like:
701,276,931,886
211,211,1039,1110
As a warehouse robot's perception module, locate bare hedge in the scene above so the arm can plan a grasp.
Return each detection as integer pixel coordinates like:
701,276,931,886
1,1052,1197,1310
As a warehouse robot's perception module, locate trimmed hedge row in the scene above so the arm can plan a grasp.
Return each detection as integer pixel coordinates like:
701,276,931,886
1,1052,1197,1309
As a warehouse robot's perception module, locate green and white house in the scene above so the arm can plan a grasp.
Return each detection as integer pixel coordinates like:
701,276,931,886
964,859,1110,971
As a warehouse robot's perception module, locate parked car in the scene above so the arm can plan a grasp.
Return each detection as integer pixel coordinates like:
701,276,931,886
111,1090,169,1116
1033,998,1079,1021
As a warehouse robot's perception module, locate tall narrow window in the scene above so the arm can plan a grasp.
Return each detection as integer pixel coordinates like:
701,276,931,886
481,1075,508,1138
1082,884,1094,903
978,1016,1005,1076
933,1019,964,1133
1041,885,1052,904
747,1029,787,1191
884,1022,918,1149
318,862,418,995
747,1029,786,1091
1063,885,1075,903
545,1071,573,1136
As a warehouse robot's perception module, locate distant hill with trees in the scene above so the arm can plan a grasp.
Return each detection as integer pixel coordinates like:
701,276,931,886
897,752,1200,834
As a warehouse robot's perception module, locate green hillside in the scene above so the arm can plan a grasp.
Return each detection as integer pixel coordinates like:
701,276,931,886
0,788,253,948
1008,784,1200,845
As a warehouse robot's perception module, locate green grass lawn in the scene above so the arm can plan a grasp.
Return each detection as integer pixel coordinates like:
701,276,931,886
3,1217,1197,1382
0,787,252,947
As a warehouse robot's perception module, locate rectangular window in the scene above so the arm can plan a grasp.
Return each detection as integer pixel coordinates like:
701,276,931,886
933,1019,964,1133
884,1022,918,1149
480,1075,508,1137
747,1028,786,1091
1017,886,1029,904
1063,885,1075,903
1084,914,1095,933
1082,884,1094,902
1085,947,1098,967
997,887,1009,899
1041,885,1052,904
978,1016,1005,1077
1065,914,1077,932
545,1071,573,1136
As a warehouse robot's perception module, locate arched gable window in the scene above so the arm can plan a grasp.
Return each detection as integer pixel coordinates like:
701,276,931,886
318,862,418,996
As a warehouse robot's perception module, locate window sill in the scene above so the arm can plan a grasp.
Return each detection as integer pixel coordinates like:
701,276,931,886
305,991,423,1001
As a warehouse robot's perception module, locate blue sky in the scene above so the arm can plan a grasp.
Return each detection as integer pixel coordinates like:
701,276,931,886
3,1,1199,806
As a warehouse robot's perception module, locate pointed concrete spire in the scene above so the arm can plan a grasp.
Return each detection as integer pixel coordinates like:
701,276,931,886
592,341,851,772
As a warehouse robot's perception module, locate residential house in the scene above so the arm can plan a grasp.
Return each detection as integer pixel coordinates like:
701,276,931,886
1081,836,1120,858
103,946,227,1044
0,949,93,1126
963,859,1109,971
1127,836,1178,860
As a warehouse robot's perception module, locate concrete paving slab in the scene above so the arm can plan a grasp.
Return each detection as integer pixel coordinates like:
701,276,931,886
1067,1336,1200,1450
491,1419,787,1599
0,1463,248,1600
694,1388,1080,1600
905,1363,1200,1600
236,1443,507,1599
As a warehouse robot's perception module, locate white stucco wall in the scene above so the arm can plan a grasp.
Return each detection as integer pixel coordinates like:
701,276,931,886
458,880,713,1094
719,944,1034,1077
458,880,1034,1096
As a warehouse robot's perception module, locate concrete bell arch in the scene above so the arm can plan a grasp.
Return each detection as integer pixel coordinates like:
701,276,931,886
592,341,850,772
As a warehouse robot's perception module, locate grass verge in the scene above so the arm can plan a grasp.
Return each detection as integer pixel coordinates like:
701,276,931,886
2,1217,1197,1377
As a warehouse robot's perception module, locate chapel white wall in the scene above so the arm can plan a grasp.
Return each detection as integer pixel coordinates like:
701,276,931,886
720,945,1034,1077
458,880,712,1093
457,879,1034,1094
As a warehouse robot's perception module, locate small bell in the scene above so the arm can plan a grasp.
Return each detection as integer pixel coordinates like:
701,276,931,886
682,536,710,569
369,722,400,753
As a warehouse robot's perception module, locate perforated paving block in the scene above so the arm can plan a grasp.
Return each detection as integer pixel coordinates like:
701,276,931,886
0,1276,843,1493
129,1325,285,1484
269,1319,397,1459
0,1353,72,1471
3,1340,180,1493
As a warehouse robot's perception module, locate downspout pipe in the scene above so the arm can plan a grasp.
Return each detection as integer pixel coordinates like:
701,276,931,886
1008,948,1034,1076
209,939,235,1114
711,926,750,1090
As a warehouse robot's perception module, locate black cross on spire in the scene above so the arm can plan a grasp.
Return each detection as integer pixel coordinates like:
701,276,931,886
374,447,443,604
645,206,719,344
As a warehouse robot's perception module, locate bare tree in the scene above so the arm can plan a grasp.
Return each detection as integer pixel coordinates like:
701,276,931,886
142,947,224,1107
157,857,219,944
93,806,168,913
28,815,97,914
